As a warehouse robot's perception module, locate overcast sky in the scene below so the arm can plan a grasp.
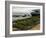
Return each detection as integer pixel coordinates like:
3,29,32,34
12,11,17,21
12,7,40,15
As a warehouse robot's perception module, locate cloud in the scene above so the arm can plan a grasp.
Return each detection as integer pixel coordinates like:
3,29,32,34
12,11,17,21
12,7,40,15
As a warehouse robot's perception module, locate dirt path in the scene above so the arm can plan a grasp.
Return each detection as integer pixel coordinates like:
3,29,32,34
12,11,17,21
31,24,40,30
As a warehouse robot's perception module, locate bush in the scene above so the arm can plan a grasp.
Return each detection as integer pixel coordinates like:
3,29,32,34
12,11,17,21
12,16,40,30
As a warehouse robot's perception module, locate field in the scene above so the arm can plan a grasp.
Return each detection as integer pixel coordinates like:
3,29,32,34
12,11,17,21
12,16,40,31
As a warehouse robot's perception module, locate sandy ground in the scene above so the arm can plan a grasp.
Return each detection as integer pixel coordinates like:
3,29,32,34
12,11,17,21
31,24,40,30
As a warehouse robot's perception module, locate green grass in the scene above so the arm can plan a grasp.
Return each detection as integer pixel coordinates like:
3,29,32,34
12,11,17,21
12,16,40,30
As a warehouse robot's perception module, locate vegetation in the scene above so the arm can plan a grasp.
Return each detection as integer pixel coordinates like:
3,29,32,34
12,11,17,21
12,16,40,31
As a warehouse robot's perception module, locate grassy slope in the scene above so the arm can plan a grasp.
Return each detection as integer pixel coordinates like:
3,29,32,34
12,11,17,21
12,16,40,30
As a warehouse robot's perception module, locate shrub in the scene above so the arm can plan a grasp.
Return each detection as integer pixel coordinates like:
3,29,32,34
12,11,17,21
12,16,40,30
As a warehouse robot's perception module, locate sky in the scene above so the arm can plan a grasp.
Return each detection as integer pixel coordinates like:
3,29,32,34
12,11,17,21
12,7,40,15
